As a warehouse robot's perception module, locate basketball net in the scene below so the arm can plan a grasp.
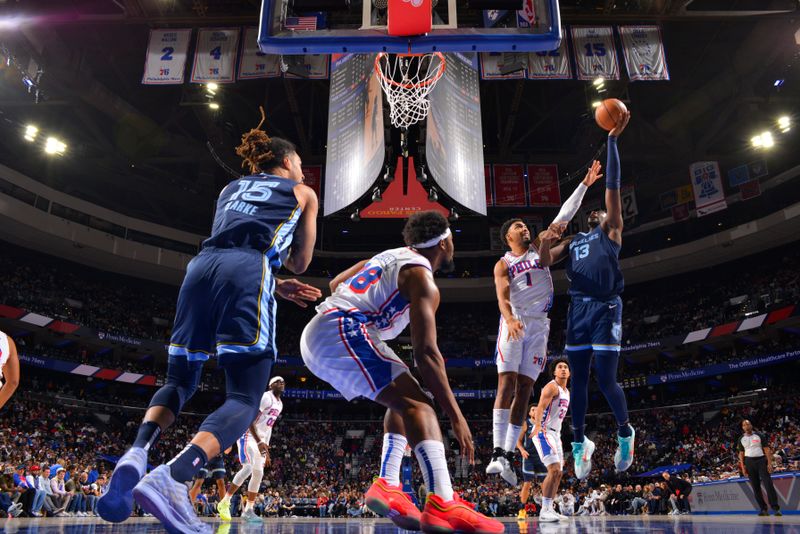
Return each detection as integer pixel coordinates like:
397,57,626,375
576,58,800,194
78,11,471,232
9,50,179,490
375,52,446,130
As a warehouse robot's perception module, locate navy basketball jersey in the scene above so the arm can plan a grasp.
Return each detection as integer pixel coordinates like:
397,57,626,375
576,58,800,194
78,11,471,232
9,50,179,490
523,415,536,452
565,225,624,299
203,174,302,269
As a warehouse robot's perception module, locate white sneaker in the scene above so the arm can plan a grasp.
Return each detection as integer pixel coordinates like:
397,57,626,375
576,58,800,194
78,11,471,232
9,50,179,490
486,454,504,475
614,426,636,473
499,456,518,486
539,508,561,522
556,510,570,521
571,437,596,480
132,465,212,533
241,508,262,523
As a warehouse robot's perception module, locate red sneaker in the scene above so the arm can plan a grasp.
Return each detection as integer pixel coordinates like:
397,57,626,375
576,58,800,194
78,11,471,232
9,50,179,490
365,477,421,530
421,493,505,534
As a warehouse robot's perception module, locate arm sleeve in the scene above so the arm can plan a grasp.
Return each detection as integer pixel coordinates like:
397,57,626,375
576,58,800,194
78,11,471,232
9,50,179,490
551,182,589,224
606,137,621,190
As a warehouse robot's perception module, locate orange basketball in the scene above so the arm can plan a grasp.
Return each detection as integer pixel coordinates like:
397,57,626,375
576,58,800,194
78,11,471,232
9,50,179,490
595,98,628,131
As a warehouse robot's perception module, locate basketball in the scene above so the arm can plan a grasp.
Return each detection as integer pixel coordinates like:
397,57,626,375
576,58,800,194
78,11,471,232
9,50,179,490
595,98,628,131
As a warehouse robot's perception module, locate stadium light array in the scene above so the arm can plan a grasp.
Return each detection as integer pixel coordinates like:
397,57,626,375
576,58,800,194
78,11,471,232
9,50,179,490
44,137,66,155
24,124,38,142
751,131,774,149
208,102,220,110
777,116,791,133
591,100,602,108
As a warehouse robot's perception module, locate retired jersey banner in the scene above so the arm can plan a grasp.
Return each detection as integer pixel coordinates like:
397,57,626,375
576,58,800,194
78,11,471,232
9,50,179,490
527,33,572,79
485,165,493,207
621,185,639,220
238,27,281,79
527,165,561,207
690,161,727,217
571,26,620,80
619,25,670,81
191,28,240,84
480,52,526,80
142,29,191,85
493,164,527,206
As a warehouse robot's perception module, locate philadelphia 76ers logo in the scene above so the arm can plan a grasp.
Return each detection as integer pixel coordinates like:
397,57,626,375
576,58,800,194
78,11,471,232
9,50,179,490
402,0,424,7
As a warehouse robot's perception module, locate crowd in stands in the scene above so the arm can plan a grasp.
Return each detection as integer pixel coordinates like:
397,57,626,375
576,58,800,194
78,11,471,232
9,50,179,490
2,378,798,519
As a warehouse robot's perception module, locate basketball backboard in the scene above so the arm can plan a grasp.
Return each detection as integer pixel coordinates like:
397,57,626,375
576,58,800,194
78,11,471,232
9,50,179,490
258,0,561,54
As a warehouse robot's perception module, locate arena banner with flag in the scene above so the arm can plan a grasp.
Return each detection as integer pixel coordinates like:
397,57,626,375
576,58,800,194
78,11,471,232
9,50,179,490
493,164,527,206
190,28,240,84
480,52,527,80
619,25,670,81
142,29,192,85
238,27,281,79
527,32,572,79
527,164,561,207
570,26,620,81
646,349,800,386
689,161,727,216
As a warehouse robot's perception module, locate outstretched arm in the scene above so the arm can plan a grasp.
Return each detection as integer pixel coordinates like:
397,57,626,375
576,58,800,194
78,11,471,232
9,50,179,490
602,111,630,245
551,160,604,225
538,223,569,267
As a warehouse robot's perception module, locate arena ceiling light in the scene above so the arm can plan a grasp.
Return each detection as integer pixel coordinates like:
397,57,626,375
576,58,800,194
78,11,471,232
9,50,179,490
751,131,774,149
44,137,66,155
591,100,602,108
777,116,791,133
24,125,38,142
208,102,220,110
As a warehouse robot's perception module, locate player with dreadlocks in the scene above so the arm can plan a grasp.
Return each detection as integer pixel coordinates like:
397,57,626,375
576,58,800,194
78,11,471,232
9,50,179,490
98,108,321,533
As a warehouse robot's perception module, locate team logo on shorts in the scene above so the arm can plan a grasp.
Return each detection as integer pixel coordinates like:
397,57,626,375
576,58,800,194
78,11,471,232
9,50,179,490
611,323,621,341
402,0,425,7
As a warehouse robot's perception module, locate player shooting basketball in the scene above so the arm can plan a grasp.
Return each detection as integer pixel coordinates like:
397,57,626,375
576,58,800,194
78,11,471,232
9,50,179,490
538,109,634,480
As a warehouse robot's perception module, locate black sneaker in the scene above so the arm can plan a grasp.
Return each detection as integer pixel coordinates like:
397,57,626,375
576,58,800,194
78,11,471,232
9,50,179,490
774,509,782,517
758,510,768,516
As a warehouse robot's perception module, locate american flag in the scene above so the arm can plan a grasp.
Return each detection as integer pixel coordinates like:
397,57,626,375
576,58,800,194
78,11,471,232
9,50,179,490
285,16,317,31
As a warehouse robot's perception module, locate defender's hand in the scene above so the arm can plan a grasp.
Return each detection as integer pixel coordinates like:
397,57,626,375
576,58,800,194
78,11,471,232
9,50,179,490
275,278,322,308
582,160,604,187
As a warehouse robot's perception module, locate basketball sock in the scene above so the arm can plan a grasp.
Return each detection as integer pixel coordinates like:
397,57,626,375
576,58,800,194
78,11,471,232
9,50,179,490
594,350,630,430
414,440,454,502
132,421,162,452
245,500,254,511
618,423,633,438
379,433,407,486
566,349,592,443
167,444,208,484
504,424,523,453
542,497,553,511
492,409,510,451
220,493,230,504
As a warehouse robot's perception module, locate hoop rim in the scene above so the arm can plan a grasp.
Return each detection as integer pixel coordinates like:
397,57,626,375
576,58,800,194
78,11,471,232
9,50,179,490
374,51,446,90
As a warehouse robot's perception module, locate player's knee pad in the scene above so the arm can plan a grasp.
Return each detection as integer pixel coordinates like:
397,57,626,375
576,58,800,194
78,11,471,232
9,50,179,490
232,464,253,487
247,468,263,494
149,356,203,414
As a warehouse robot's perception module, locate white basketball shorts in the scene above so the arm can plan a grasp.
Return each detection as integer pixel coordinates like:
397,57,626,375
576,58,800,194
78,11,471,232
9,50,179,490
300,310,411,402
236,433,265,470
533,429,564,468
495,315,550,380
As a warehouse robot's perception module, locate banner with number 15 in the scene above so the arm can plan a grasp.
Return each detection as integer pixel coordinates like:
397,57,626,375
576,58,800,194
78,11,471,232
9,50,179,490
142,29,192,85
191,28,240,84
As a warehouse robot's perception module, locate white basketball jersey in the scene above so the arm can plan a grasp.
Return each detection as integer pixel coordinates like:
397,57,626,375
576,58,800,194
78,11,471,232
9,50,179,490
318,247,432,340
541,380,570,433
0,331,9,382
249,391,283,445
501,247,553,316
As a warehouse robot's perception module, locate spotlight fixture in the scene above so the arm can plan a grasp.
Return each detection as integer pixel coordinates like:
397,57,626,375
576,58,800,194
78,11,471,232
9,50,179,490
760,131,774,148
449,207,459,222
417,165,428,183
24,125,38,142
371,187,382,202
382,165,394,182
774,79,785,88
209,102,220,110
44,137,66,155
591,101,602,108
206,82,219,93
751,135,763,148
428,187,438,203
350,209,360,222
592,77,604,87
777,116,791,133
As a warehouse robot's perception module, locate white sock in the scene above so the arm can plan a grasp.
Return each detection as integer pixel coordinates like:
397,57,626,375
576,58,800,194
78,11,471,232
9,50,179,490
543,497,553,511
492,409,510,451
379,433,407,486
414,440,454,501
504,424,523,453
220,494,230,504
245,500,254,511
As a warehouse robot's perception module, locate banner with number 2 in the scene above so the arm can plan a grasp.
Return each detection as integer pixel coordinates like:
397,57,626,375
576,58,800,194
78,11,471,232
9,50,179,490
142,29,192,85
191,28,240,84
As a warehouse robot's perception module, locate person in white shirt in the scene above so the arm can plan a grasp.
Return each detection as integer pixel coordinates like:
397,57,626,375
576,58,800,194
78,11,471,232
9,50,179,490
217,376,284,522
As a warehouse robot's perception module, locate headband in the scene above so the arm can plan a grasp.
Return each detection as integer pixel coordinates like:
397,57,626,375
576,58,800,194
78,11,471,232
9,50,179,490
412,228,451,249
269,376,284,386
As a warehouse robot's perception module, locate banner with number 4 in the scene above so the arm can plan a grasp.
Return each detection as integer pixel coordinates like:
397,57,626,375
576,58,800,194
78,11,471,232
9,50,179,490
142,29,192,85
570,26,620,81
191,28,240,84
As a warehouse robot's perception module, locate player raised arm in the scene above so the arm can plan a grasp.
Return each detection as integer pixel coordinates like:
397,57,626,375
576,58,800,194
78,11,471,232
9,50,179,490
328,260,369,293
283,183,319,274
494,259,523,341
538,223,569,267
0,335,19,411
404,266,474,463
550,160,604,226
531,382,558,437
601,111,630,245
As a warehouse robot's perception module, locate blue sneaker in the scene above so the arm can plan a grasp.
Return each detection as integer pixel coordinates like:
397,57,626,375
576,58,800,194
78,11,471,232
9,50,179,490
241,508,262,523
97,447,147,523
572,437,595,480
614,426,636,472
132,465,212,534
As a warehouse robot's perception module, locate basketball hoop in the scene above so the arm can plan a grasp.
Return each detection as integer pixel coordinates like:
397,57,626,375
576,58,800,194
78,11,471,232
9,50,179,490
375,52,446,130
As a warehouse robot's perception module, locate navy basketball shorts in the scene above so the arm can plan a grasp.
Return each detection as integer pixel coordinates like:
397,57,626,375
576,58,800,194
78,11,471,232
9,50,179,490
522,450,547,482
169,248,277,365
196,455,226,480
565,296,623,352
